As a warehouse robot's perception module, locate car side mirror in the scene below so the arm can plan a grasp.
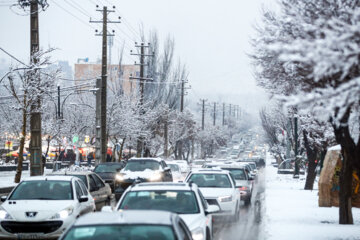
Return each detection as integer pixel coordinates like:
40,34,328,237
205,205,220,215
1,196,7,202
79,196,88,203
164,167,170,171
101,206,113,212
116,168,122,172
248,177,254,181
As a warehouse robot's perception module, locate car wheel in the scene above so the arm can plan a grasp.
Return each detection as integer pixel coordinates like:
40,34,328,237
206,228,211,240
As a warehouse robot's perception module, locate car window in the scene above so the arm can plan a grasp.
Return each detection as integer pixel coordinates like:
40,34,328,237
188,173,232,188
78,180,88,195
88,175,97,192
9,180,73,200
91,174,105,188
123,160,160,171
118,190,200,214
228,173,236,187
75,181,83,199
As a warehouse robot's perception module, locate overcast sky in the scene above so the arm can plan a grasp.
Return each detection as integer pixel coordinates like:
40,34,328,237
0,0,273,115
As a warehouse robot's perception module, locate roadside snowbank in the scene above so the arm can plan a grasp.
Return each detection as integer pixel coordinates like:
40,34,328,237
265,153,360,240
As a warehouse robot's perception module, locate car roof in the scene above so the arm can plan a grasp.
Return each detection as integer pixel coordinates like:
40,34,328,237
129,157,163,162
48,171,92,176
190,169,229,174
22,175,75,181
129,182,197,191
73,211,175,226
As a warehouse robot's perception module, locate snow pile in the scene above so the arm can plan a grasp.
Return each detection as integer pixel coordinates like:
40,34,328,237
264,153,360,240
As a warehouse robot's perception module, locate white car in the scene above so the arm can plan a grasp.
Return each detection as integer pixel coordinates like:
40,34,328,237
0,175,95,239
110,182,219,240
174,160,190,173
185,169,240,221
165,161,183,182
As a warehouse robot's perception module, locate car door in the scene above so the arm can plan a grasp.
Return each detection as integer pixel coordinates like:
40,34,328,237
74,180,87,216
78,180,94,213
91,174,108,206
88,174,101,208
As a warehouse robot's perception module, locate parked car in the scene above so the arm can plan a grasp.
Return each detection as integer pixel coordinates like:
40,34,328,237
185,169,240,222
0,176,95,239
93,162,126,191
48,171,112,211
59,210,193,240
114,158,173,200
165,161,183,182
110,182,219,240
190,160,206,169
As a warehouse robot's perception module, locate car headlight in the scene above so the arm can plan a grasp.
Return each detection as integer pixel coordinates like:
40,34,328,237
0,208,13,220
191,227,204,240
218,195,232,202
149,172,162,181
116,174,125,182
50,206,74,220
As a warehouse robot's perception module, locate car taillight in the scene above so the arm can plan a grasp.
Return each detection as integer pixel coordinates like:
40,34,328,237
239,186,248,191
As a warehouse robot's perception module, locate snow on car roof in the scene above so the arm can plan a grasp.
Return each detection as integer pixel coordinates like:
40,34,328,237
191,169,229,174
129,157,163,162
131,182,195,191
22,175,75,181
47,171,92,176
73,211,175,226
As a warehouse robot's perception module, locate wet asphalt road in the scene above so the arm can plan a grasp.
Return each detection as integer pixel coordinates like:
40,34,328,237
213,168,265,240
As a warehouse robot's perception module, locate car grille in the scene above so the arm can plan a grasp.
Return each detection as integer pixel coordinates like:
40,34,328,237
206,199,220,208
1,221,63,234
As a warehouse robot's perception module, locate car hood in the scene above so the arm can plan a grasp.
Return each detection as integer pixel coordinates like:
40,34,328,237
2,200,75,221
198,188,234,198
96,172,116,180
180,214,205,231
120,170,157,179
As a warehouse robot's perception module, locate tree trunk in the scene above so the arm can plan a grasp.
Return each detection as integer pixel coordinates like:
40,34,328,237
332,107,356,224
303,130,318,190
119,137,126,161
15,96,27,183
42,136,51,174
164,119,168,158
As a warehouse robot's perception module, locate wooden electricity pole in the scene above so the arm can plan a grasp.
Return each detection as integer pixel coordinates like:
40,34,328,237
90,5,120,163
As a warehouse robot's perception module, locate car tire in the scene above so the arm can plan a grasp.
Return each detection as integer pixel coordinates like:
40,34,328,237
206,228,211,240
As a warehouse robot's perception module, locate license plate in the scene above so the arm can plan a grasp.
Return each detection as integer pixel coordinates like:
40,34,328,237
17,233,45,239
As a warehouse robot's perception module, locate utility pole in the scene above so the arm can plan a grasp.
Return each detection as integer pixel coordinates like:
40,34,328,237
180,79,190,112
222,103,225,126
90,5,120,164
57,85,61,119
213,102,216,126
200,99,207,130
29,0,42,176
130,43,154,157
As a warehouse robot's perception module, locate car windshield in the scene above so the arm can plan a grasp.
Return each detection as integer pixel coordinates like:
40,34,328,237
222,169,246,180
63,225,175,240
118,190,199,214
124,160,160,171
94,164,123,173
188,174,232,188
167,164,180,172
193,160,204,165
9,180,73,200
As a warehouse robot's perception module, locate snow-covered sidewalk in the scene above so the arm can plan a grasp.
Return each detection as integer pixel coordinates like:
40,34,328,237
264,155,360,240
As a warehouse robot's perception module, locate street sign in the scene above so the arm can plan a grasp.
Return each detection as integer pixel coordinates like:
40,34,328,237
72,135,79,144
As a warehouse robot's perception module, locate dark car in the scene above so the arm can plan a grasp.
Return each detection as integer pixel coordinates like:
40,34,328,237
114,158,173,200
94,162,126,191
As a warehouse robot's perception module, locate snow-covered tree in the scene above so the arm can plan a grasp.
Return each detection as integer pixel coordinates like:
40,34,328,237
252,0,360,224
